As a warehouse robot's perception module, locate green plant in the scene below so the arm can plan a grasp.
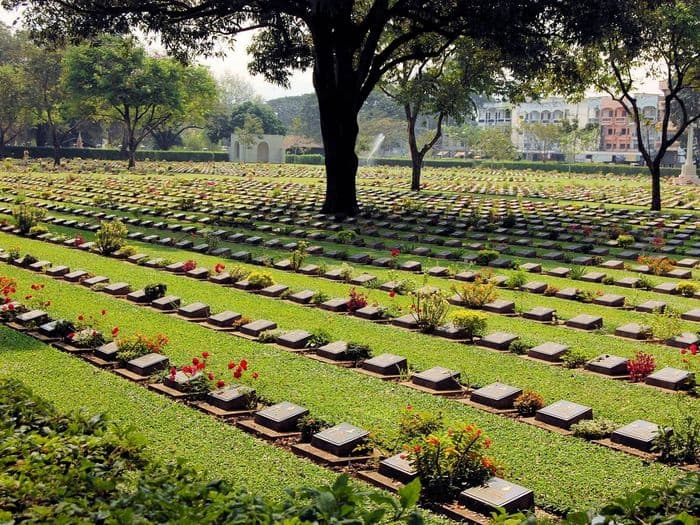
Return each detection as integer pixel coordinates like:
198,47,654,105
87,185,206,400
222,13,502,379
508,340,530,355
649,309,682,341
28,225,48,236
116,332,169,364
475,249,499,265
403,424,500,502
570,418,618,440
306,329,332,348
397,406,443,445
95,220,128,255
144,283,167,301
617,234,634,247
346,341,372,364
247,271,274,289
505,271,527,289
451,278,498,308
637,255,674,276
677,281,698,298
310,291,329,305
290,240,308,271
116,245,137,257
297,415,332,442
450,310,488,341
12,203,46,234
569,266,586,280
336,230,357,244
562,349,588,369
514,391,544,416
257,329,283,343
409,287,449,332
339,263,354,282
653,414,700,465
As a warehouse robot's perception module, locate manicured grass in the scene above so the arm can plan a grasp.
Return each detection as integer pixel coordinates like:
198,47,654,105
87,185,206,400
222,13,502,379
0,256,688,514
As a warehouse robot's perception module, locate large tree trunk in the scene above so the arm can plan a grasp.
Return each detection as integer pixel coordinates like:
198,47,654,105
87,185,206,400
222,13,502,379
650,164,661,211
406,106,423,191
313,53,360,216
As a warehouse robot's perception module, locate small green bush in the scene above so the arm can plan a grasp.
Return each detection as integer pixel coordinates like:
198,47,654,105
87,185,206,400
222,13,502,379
570,419,618,440
451,310,488,340
247,271,274,289
12,203,46,234
95,220,128,255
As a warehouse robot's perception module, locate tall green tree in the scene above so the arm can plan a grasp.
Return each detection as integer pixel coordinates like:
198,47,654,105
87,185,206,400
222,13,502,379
235,114,264,162
151,65,218,150
7,0,640,214
62,36,189,167
0,64,29,156
476,127,517,160
559,0,700,210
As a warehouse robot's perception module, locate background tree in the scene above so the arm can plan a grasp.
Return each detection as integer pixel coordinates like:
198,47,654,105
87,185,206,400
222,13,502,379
0,63,29,156
519,122,565,158
564,0,700,210
235,114,264,161
151,65,218,150
476,128,517,160
23,44,92,165
8,0,637,214
559,121,600,163
444,123,483,157
63,36,192,167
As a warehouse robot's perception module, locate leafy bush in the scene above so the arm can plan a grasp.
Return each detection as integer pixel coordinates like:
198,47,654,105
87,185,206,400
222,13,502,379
677,281,698,297
637,255,674,276
346,342,373,365
451,278,498,308
310,291,329,305
116,332,169,364
627,351,656,382
514,391,544,416
144,283,167,301
570,418,618,440
451,310,488,340
397,406,443,445
116,245,137,257
0,378,424,524
28,225,48,236
297,415,332,442
403,424,500,502
505,271,527,289
616,234,634,247
409,288,449,332
290,240,308,271
95,220,128,255
649,309,681,341
306,328,332,348
653,414,700,465
247,271,274,289
508,340,530,355
336,230,357,244
543,285,559,296
562,349,588,369
12,203,46,234
475,249,499,265
569,266,586,280
257,329,284,343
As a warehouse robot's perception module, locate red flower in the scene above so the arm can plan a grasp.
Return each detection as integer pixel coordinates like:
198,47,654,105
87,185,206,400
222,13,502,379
101,309,106,316
406,405,413,411
252,372,259,379
681,348,687,355
202,352,210,359
239,359,248,370
78,314,84,321
24,295,32,300
207,373,215,381
228,362,236,370
216,380,225,388
388,291,396,298
111,326,119,337
192,357,200,366
390,248,400,257
689,344,698,356
233,368,242,379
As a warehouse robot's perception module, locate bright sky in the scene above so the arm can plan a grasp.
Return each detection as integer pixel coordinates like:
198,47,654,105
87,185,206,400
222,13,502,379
0,7,315,100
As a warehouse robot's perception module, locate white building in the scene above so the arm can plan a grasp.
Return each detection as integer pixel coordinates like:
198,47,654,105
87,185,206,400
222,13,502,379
229,133,285,163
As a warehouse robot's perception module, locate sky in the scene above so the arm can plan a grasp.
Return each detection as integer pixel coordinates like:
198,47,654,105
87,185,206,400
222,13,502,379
0,7,315,100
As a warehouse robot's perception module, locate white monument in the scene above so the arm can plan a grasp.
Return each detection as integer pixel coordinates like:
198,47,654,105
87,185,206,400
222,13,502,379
677,123,699,185
229,133,285,164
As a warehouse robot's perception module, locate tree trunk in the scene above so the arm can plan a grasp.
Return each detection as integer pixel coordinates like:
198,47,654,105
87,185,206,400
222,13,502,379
314,63,360,216
650,165,661,211
51,126,61,167
406,106,422,191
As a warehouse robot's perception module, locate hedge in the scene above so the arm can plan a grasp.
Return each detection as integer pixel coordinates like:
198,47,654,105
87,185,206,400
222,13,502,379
2,146,229,162
285,153,326,165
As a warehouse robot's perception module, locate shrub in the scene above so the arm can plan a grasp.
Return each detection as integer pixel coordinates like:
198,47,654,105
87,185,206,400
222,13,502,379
310,291,329,305
290,240,308,271
336,230,357,244
505,271,527,289
298,415,332,442
403,424,500,502
306,329,332,348
95,220,128,255
397,406,443,444
571,419,618,440
677,281,698,297
116,332,169,364
28,225,48,236
627,351,656,382
617,234,634,247
144,283,167,301
228,265,249,282
12,203,46,234
653,414,700,465
562,349,588,369
543,285,559,296
409,288,449,332
347,287,368,312
637,255,674,276
475,249,499,265
569,266,586,280
514,391,544,416
247,271,274,289
257,329,283,343
451,278,498,308
116,245,137,257
451,311,487,340
346,341,372,365
508,340,530,355
649,309,682,341
338,263,354,282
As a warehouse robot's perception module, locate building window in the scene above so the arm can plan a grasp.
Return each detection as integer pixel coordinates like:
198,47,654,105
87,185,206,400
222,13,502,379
607,128,613,135
620,128,627,135
605,144,611,149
